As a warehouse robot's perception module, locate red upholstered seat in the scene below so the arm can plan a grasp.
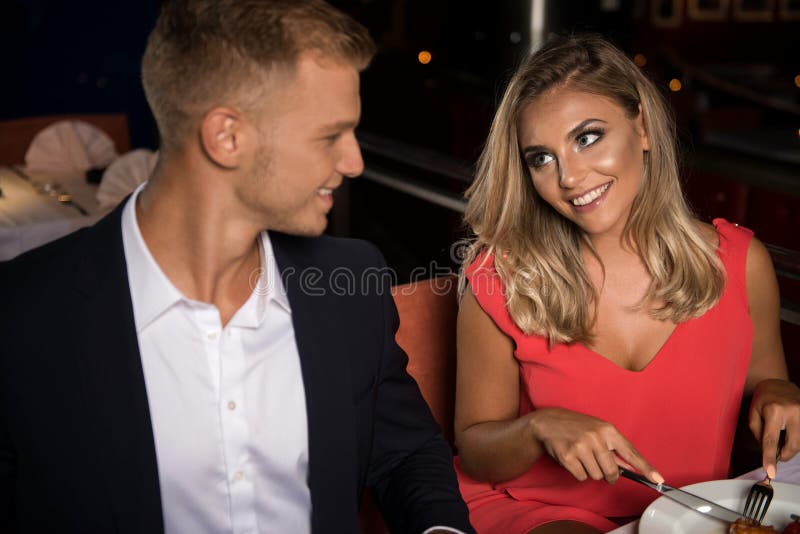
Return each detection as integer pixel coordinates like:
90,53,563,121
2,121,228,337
358,275,459,534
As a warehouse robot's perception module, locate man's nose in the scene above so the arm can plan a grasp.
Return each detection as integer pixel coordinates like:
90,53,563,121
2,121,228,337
339,133,364,178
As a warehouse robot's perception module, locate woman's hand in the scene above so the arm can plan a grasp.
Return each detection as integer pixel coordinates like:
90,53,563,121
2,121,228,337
529,407,663,484
748,378,800,478
742,238,799,478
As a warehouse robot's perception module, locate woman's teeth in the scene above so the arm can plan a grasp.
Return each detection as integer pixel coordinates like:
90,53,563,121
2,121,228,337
318,188,333,196
571,183,610,206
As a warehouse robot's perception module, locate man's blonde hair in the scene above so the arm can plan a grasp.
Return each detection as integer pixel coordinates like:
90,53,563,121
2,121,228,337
460,34,725,344
141,0,376,153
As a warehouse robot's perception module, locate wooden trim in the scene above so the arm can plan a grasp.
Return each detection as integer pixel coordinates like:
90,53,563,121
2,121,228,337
688,0,731,20
733,0,776,20
651,0,684,27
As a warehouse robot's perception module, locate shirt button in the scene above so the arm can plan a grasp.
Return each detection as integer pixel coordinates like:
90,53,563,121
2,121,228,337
207,330,219,341
233,470,244,481
227,401,237,411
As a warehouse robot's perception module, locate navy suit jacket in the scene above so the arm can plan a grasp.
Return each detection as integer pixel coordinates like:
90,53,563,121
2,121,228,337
0,204,473,533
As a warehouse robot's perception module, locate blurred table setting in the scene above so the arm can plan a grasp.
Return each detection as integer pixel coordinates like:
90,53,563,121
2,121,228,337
0,165,105,260
0,117,155,260
608,454,800,533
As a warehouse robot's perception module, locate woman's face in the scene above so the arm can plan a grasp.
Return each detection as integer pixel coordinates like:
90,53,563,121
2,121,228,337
517,87,649,239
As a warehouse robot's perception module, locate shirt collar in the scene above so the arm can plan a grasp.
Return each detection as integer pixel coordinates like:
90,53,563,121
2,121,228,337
121,183,183,333
259,231,292,314
229,231,292,328
121,183,291,334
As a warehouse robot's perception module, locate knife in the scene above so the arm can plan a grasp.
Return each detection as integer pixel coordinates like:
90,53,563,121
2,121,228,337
10,165,89,216
620,467,743,523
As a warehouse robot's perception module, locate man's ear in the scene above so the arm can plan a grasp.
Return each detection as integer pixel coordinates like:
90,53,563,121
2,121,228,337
200,107,243,169
636,104,650,152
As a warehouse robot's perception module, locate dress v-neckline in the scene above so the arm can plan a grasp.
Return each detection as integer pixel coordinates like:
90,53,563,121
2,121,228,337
577,320,683,374
572,219,728,373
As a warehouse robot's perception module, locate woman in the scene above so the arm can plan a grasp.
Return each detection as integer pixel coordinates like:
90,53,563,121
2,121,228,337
454,34,800,534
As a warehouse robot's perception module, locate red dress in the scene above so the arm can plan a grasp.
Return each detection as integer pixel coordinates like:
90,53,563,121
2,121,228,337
455,219,754,533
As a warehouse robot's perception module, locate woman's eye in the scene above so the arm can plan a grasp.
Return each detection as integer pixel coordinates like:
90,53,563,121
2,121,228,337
576,131,601,148
529,153,554,169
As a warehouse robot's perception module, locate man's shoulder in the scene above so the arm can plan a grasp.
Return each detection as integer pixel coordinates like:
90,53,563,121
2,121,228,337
1,209,123,302
0,233,85,333
2,227,85,286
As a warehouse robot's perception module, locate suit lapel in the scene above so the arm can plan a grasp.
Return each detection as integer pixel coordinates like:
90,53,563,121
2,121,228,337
65,218,362,533
271,233,358,533
70,207,164,534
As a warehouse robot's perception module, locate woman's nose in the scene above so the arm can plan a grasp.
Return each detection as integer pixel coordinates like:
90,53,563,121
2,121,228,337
558,153,588,189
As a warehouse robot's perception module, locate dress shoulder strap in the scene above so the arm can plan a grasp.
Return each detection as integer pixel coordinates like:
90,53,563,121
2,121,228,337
463,251,523,339
713,218,754,307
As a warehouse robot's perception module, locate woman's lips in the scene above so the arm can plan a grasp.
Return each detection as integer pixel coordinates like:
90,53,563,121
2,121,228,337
569,182,611,211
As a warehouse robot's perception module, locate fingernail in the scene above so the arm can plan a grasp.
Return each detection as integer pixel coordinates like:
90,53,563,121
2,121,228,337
652,471,665,484
767,465,776,479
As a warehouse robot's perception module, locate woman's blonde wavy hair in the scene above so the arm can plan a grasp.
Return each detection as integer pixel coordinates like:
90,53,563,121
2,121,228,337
460,34,724,344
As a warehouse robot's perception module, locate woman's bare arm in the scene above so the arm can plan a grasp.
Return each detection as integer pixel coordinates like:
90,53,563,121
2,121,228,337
454,287,661,485
454,287,542,482
744,237,800,477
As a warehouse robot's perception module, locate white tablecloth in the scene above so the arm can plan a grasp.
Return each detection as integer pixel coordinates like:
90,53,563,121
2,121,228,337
0,166,106,260
608,455,800,533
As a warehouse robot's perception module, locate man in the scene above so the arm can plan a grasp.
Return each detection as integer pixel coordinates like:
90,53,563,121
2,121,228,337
0,1,473,533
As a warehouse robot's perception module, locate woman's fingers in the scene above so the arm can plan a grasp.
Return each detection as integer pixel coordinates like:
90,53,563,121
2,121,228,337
580,459,605,482
533,407,661,484
759,406,783,478
780,422,800,461
556,430,650,484
749,379,800,476
594,447,623,483
559,453,591,482
612,438,664,484
748,403,765,443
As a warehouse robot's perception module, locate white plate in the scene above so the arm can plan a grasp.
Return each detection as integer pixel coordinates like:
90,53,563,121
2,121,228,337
639,479,800,533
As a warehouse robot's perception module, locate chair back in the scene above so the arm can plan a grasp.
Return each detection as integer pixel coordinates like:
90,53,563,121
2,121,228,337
0,113,130,166
393,275,459,445
358,275,460,534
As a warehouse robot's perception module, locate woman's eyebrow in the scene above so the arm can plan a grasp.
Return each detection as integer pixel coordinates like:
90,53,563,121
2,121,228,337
566,118,607,139
521,118,609,156
521,144,547,158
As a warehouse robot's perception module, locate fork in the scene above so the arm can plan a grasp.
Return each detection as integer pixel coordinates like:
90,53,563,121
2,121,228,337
742,475,773,525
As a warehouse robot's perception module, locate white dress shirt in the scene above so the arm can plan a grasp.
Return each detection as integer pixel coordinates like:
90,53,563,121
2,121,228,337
121,184,310,534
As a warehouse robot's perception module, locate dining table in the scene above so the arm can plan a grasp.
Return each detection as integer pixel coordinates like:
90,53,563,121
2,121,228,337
0,165,107,261
608,454,800,533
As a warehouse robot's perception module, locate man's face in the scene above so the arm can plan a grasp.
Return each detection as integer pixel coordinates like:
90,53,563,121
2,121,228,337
238,54,364,236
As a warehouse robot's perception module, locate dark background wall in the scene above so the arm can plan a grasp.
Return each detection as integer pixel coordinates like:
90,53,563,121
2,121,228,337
0,0,159,149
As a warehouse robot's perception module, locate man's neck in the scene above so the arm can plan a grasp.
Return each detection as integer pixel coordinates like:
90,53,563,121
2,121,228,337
135,159,263,326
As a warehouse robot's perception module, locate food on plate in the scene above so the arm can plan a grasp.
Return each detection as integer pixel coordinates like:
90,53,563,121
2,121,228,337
783,514,800,534
728,518,777,533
